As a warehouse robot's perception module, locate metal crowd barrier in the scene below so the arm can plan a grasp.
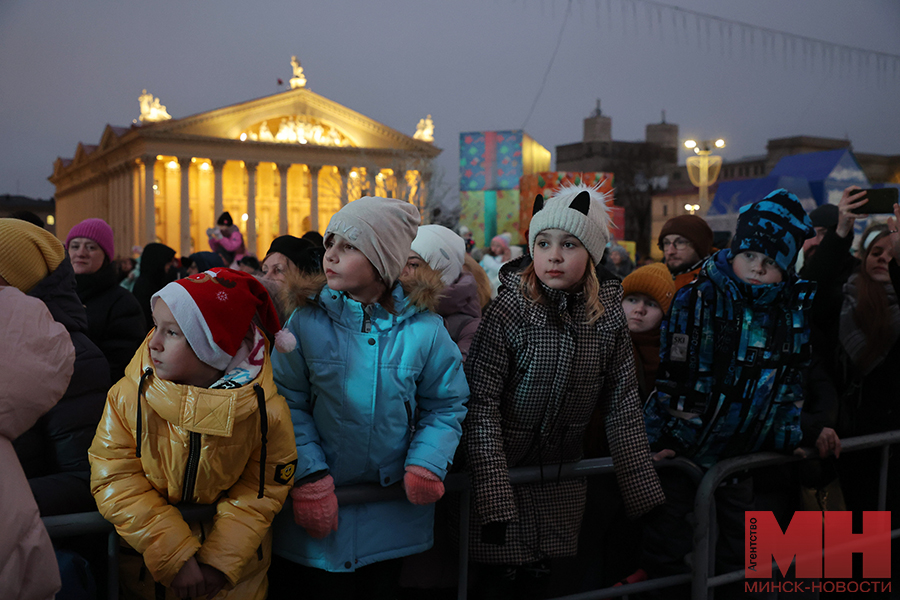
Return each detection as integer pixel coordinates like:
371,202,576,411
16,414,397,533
43,432,900,600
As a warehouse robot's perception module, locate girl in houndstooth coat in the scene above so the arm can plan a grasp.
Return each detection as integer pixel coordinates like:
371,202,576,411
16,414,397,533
462,185,664,596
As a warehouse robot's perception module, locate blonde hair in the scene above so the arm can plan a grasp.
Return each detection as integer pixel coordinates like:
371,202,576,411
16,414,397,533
518,261,604,324
464,254,493,309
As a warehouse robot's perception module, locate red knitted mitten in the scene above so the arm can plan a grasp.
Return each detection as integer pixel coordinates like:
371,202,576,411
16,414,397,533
290,475,339,538
403,465,445,505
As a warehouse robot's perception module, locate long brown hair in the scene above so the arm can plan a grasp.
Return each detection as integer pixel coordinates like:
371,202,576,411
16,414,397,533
518,261,604,324
852,224,893,365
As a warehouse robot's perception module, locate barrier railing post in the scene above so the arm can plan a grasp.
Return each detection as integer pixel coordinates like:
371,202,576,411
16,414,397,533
107,530,119,600
458,488,471,600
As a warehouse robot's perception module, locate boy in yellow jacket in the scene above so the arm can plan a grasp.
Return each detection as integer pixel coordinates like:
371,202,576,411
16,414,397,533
89,268,297,600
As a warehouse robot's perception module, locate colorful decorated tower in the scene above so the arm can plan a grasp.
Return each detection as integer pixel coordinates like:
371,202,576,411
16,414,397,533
458,130,550,248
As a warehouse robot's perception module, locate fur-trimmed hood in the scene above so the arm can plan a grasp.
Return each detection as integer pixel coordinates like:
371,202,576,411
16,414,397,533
279,264,446,320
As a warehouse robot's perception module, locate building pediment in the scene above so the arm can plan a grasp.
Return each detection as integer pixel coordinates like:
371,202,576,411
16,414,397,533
150,87,437,155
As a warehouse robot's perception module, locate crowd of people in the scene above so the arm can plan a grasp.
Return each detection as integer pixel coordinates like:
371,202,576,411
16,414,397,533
1,182,898,600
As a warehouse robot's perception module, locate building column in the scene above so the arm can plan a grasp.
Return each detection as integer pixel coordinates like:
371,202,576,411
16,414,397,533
245,161,259,256
178,157,192,256
125,162,136,254
141,155,157,245
394,168,407,202
337,167,349,207
212,159,226,220
420,170,433,214
277,163,290,235
366,168,378,198
309,165,321,232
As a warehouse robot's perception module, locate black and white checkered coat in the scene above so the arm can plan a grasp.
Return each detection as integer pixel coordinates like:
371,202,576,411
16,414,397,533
462,257,664,564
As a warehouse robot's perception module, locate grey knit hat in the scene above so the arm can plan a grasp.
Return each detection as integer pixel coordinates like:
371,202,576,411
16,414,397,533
324,196,420,288
528,183,612,265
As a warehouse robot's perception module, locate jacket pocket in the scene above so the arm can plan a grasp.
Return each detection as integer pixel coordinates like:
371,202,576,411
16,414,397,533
378,460,405,487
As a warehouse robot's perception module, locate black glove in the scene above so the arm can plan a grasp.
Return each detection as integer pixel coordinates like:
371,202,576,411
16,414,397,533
481,522,508,546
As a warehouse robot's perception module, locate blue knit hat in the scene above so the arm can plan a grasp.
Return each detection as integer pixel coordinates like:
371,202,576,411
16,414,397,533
731,189,815,272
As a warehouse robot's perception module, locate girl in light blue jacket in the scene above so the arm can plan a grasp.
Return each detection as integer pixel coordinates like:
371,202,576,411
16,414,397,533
270,196,469,599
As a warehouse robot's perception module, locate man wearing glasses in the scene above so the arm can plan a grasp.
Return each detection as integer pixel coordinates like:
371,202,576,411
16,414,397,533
657,215,714,291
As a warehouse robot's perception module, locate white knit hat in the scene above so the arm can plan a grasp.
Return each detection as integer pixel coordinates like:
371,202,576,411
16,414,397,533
528,183,612,265
410,225,466,286
324,196,420,288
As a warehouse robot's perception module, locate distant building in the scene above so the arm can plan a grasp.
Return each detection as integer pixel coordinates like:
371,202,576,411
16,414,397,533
556,103,679,258
49,66,439,258
649,135,900,260
0,195,56,235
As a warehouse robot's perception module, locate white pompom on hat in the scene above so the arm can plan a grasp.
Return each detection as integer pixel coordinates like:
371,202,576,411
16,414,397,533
410,225,466,286
528,183,612,265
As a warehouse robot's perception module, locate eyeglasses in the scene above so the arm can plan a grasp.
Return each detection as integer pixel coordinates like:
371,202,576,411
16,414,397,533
659,238,691,251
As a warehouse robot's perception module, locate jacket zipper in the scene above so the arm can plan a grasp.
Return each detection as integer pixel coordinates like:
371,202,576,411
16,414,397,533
362,307,372,333
182,431,202,502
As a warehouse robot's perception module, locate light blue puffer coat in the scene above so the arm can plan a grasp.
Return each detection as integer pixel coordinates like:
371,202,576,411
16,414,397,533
271,271,469,572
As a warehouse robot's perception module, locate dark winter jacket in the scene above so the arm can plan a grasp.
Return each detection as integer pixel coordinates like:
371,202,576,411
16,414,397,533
644,249,815,468
14,257,110,516
462,257,664,565
833,260,900,437
132,243,177,331
75,261,146,384
435,270,482,361
798,229,860,441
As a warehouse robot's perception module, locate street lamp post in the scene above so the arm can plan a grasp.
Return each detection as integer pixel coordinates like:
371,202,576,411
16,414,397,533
684,138,725,211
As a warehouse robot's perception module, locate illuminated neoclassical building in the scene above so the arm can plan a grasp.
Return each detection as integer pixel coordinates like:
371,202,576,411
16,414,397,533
50,63,440,258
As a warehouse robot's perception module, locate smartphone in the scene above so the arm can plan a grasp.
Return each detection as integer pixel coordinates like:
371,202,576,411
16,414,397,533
849,188,900,214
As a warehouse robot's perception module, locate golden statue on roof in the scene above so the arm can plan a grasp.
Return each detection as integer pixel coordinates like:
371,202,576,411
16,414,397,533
413,115,434,143
290,56,307,89
138,89,172,123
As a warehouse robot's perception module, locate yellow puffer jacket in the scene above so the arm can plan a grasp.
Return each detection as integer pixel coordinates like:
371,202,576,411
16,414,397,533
89,333,297,598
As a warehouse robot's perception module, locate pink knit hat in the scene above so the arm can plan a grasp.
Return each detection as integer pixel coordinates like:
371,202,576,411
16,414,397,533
66,218,115,261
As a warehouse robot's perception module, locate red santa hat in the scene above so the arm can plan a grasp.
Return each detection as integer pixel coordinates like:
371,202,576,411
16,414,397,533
151,268,279,370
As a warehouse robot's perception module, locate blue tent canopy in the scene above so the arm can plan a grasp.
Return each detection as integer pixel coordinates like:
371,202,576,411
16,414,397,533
708,176,814,216
768,148,869,206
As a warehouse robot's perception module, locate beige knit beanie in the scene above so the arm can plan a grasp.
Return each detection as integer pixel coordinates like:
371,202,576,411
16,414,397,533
0,219,65,293
324,196,420,288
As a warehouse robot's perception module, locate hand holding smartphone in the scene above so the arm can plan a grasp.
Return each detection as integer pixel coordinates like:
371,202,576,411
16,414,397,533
848,188,900,214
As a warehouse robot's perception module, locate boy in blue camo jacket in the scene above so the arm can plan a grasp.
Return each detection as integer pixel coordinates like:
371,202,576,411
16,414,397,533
640,189,816,596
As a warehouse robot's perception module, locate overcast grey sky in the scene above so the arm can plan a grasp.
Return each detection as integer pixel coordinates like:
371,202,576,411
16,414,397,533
1,0,898,200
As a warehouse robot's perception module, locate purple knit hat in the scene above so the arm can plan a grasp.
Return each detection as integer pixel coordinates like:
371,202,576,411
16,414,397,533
65,218,115,261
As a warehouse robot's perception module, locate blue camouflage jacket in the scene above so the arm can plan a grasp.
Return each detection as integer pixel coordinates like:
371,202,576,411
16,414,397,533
643,249,816,468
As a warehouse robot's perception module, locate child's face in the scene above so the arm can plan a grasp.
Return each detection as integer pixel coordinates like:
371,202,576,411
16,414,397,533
532,229,590,293
402,251,426,279
324,234,385,303
864,235,893,283
731,251,783,285
149,300,222,388
622,293,664,333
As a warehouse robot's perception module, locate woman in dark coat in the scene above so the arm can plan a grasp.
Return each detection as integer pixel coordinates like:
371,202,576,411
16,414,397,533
66,218,146,384
0,219,110,516
132,242,177,332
